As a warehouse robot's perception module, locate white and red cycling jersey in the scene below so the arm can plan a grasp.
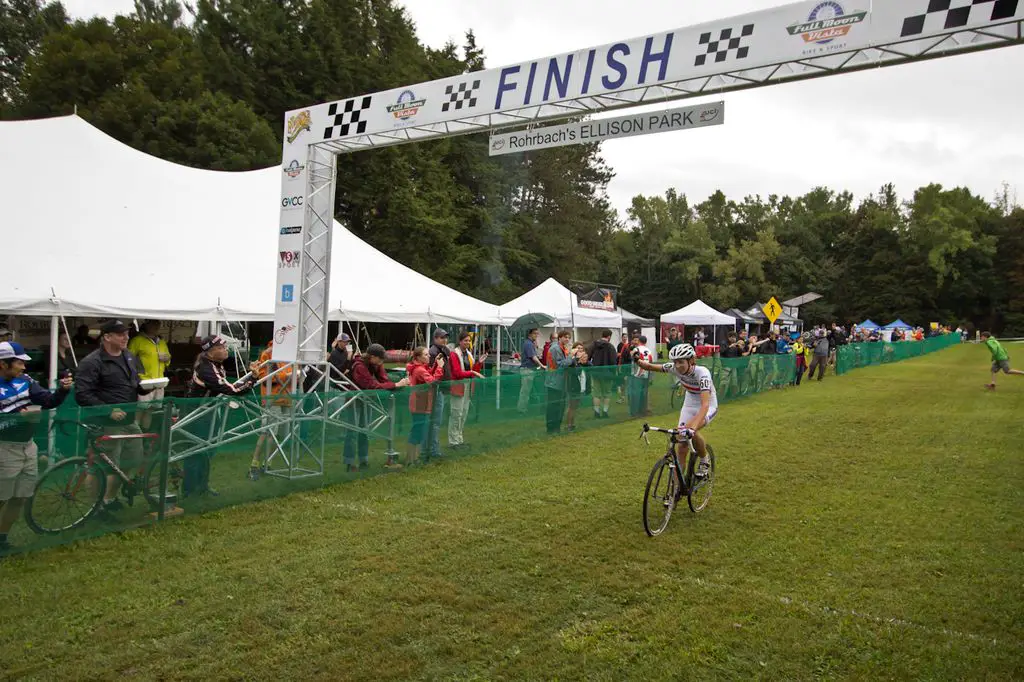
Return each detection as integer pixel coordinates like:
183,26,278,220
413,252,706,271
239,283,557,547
662,362,718,425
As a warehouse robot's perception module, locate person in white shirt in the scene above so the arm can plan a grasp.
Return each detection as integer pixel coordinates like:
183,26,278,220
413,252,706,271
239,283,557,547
636,343,716,476
627,335,653,417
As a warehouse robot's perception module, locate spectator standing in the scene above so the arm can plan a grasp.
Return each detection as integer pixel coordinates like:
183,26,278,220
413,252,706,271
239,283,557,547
588,329,617,419
74,319,152,514
565,343,590,432
517,328,544,413
54,333,76,377
628,336,654,418
808,329,829,381
0,342,72,552
0,328,12,344
792,333,807,385
541,332,556,367
694,327,706,347
250,340,294,480
405,347,444,466
666,327,683,352
128,320,171,431
72,325,93,346
350,343,410,469
448,332,486,450
616,333,631,404
544,330,576,434
186,336,256,493
426,329,453,461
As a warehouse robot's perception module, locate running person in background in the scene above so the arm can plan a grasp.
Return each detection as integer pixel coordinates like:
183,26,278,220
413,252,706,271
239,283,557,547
635,343,716,477
981,332,1023,390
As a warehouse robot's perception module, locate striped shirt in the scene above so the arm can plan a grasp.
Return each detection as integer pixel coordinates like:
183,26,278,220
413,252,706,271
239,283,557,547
661,363,718,412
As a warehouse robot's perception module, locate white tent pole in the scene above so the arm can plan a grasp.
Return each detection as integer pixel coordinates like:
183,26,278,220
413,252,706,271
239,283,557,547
496,322,502,410
48,315,59,389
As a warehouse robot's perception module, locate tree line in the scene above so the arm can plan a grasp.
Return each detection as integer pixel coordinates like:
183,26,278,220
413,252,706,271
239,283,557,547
3,0,1021,333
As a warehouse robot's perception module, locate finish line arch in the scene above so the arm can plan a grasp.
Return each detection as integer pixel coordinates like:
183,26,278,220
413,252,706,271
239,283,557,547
272,0,1022,366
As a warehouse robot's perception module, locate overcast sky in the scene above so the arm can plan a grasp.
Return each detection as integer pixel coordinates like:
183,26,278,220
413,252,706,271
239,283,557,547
63,0,1024,217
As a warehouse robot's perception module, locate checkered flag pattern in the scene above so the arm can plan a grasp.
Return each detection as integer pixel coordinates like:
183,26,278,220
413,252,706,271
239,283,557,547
695,24,755,67
442,80,481,113
901,0,1018,37
322,96,372,140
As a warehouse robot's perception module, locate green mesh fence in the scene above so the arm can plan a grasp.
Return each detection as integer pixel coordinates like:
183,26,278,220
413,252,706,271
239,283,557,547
835,332,961,374
1,336,959,556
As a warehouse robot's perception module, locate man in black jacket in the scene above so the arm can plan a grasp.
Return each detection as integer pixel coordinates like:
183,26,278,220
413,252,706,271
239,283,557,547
588,329,617,419
74,319,151,512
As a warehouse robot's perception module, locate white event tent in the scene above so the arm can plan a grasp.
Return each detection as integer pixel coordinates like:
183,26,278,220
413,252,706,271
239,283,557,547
0,115,501,326
499,278,622,338
661,300,735,343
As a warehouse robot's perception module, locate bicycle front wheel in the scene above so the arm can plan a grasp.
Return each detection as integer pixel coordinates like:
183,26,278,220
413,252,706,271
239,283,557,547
687,445,715,513
25,457,106,534
643,456,678,537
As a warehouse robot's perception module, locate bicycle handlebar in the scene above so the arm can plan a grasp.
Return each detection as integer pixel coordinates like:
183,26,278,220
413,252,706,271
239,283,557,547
640,422,694,443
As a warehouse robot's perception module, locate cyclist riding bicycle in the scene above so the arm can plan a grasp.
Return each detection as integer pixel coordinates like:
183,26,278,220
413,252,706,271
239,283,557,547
636,343,717,475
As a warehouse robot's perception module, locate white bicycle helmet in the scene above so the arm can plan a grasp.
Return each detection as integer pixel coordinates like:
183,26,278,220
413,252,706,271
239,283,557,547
669,343,696,360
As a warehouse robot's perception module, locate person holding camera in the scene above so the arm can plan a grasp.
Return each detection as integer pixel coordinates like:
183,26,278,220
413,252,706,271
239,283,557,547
627,336,654,418
0,342,73,552
425,329,453,461
544,330,579,434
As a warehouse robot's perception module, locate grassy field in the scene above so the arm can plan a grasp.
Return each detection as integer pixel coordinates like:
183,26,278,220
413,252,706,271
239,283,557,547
1,344,1022,680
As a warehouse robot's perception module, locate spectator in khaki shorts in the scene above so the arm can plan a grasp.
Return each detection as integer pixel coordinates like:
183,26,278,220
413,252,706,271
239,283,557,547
127,320,171,430
0,341,73,552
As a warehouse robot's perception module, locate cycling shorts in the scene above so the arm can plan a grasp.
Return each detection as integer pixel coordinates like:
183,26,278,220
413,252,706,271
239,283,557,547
678,405,717,430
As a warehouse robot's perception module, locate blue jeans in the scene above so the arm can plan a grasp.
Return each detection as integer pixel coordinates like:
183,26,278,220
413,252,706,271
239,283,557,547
343,400,368,466
428,390,446,457
627,375,649,417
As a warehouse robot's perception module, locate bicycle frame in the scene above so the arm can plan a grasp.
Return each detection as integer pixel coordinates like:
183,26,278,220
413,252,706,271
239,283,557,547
88,432,160,486
642,423,698,493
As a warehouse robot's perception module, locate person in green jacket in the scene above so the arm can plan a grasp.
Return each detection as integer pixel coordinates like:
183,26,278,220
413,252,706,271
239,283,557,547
981,332,1023,390
127,320,171,429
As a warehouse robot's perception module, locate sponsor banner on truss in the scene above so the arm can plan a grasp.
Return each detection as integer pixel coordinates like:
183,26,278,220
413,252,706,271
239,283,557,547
487,101,723,156
281,0,1022,147
274,111,306,361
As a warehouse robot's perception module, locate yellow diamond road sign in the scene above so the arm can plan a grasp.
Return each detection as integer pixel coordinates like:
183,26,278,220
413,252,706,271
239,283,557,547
763,297,782,324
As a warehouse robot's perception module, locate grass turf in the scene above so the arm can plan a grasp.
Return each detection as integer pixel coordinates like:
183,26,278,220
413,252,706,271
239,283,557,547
1,343,1022,680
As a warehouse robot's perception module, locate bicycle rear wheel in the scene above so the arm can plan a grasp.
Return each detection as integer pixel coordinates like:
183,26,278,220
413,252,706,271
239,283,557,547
25,457,106,534
687,445,715,513
643,456,678,537
143,455,183,511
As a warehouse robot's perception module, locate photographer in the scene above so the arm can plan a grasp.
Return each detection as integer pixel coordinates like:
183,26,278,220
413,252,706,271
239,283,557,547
186,336,257,494
627,336,653,418
426,329,453,461
0,342,72,552
544,330,578,434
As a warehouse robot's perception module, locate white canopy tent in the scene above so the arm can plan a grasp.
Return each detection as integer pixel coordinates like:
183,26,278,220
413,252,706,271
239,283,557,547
0,115,501,325
661,300,735,344
499,278,622,338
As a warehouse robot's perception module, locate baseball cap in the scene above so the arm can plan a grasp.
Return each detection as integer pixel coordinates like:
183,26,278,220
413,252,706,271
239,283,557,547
0,341,31,361
433,328,449,340
100,319,129,334
366,343,387,359
201,335,227,352
335,332,352,344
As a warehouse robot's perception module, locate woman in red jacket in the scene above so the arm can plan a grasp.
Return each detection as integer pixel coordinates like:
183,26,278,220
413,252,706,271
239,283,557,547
448,332,486,449
405,347,445,466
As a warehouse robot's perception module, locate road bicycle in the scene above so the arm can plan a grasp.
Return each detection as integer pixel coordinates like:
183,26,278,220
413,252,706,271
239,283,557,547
24,419,177,535
640,423,716,536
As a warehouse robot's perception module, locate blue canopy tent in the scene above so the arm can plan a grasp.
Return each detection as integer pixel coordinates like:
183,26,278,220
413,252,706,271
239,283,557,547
882,319,913,330
858,319,880,330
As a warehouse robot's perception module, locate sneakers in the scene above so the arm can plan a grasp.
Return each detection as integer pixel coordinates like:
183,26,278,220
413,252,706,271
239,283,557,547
247,467,260,481
359,461,369,471
695,458,711,478
984,383,996,391
103,499,125,512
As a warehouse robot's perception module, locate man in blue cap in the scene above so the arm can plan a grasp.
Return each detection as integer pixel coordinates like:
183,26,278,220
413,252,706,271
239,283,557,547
0,341,73,552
